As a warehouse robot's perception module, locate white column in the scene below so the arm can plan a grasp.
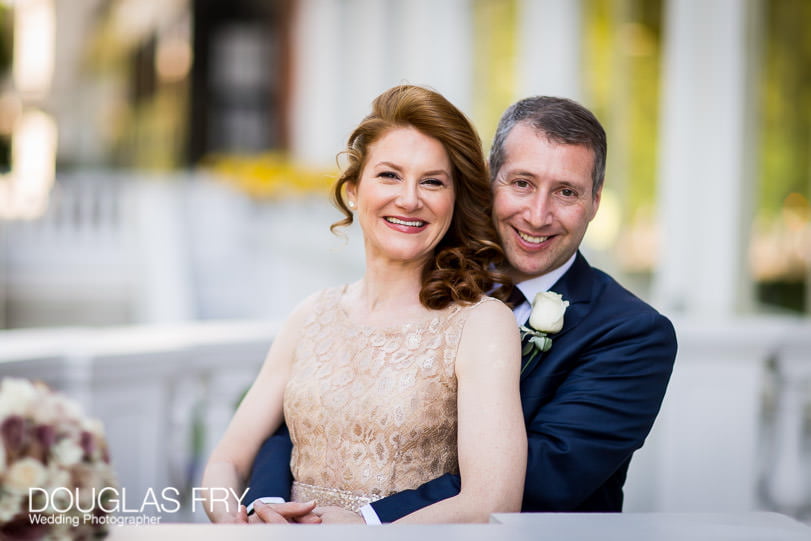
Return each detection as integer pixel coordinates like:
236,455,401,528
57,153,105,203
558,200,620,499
289,0,344,166
127,178,195,323
339,0,390,141
516,0,582,100
393,0,474,113
653,0,761,317
290,0,476,164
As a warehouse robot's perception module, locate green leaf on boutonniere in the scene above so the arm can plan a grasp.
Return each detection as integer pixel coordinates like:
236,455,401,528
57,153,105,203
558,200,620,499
519,326,553,375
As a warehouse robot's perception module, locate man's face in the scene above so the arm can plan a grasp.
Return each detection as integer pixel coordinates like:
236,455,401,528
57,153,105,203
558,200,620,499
492,123,601,282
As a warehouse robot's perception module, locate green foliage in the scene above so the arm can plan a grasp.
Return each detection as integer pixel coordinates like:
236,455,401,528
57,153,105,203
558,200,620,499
0,5,11,73
758,0,811,218
472,0,518,149
582,0,663,222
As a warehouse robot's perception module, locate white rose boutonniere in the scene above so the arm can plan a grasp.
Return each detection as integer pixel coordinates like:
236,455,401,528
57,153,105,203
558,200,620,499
520,291,570,374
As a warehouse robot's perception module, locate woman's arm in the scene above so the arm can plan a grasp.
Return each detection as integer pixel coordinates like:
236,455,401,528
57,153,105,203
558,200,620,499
201,294,316,522
396,299,527,523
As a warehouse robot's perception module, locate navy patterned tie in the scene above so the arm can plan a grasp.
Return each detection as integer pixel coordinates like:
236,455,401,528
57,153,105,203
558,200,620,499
506,287,526,310
506,288,538,373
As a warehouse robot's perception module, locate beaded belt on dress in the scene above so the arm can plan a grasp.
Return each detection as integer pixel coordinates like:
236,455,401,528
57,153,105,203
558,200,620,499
291,481,380,512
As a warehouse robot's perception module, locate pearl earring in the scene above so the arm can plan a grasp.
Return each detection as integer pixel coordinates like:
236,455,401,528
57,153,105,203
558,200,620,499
348,201,355,208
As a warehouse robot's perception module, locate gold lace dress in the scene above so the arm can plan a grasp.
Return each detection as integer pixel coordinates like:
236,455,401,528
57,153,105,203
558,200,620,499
283,286,495,511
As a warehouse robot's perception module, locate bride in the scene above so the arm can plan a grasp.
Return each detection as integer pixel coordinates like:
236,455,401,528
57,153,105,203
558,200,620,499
202,85,526,523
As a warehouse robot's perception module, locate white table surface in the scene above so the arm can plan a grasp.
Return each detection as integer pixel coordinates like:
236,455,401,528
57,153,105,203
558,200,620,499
106,512,811,540
490,512,811,540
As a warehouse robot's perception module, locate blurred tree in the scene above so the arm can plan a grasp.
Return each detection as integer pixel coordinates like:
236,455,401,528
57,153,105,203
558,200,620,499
0,4,10,72
581,0,662,280
759,0,811,216
755,0,811,313
472,0,518,149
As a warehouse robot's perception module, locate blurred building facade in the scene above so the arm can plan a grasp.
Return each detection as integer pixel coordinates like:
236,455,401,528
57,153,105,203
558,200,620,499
0,0,808,326
0,0,810,524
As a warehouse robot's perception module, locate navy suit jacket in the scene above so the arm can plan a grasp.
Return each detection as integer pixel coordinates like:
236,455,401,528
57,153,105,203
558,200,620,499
245,252,677,521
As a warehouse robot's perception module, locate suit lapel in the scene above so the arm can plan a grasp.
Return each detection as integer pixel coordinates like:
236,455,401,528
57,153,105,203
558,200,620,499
519,252,595,381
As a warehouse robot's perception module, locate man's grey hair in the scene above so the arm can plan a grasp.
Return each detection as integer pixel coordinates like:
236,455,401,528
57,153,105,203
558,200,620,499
488,96,607,196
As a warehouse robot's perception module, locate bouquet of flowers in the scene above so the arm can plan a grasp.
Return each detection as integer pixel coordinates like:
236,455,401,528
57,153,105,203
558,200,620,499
0,378,117,540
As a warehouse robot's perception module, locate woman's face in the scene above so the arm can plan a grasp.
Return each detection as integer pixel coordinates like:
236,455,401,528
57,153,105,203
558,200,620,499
347,126,455,268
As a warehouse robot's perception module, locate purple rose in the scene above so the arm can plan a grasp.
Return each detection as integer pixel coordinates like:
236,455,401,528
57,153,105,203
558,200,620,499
1,415,26,454
34,425,56,451
80,431,95,460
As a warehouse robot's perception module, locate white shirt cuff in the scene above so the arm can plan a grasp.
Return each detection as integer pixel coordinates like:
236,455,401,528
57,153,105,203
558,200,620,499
245,496,286,515
359,503,382,525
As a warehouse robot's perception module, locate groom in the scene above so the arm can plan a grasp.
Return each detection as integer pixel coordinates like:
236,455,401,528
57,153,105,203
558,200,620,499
246,96,677,523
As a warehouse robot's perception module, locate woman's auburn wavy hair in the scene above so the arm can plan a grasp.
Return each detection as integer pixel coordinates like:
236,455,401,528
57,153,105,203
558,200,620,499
330,84,512,309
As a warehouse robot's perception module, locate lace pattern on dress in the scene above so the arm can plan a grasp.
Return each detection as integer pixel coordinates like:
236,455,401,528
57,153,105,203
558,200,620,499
283,286,497,509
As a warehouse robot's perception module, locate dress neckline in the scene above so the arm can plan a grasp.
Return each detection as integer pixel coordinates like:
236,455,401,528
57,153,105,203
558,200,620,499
334,284,460,333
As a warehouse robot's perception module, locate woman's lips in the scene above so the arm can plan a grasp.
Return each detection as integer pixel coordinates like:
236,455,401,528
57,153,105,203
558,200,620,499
383,216,428,233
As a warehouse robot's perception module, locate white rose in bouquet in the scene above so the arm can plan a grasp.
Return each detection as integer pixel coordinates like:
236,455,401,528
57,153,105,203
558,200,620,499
0,378,38,417
5,457,47,494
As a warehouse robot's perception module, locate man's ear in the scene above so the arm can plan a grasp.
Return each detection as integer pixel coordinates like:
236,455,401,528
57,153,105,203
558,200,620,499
589,184,603,221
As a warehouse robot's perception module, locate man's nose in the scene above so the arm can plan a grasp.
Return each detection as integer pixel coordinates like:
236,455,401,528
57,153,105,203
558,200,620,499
525,193,553,227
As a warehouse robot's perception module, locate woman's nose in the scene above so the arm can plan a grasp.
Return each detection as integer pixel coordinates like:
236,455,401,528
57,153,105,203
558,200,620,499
395,181,422,210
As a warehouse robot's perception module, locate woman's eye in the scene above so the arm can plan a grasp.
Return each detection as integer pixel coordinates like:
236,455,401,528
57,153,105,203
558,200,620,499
422,178,444,187
378,171,399,180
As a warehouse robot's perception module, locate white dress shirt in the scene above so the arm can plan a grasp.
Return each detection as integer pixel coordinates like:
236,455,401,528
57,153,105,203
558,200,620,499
511,253,577,325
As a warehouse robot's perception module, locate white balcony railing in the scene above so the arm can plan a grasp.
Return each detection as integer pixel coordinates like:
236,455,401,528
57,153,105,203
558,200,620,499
1,317,810,522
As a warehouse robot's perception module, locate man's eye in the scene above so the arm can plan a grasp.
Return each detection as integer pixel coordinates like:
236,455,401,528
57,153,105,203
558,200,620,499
560,188,577,197
513,179,531,189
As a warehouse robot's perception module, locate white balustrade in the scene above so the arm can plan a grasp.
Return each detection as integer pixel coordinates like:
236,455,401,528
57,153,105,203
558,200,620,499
0,321,276,522
2,318,810,521
0,172,365,327
766,323,811,515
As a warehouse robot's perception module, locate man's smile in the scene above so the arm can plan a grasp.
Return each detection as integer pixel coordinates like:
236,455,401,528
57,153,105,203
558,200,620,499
514,226,553,247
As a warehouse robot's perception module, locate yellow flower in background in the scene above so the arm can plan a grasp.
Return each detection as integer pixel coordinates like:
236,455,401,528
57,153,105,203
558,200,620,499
203,152,337,199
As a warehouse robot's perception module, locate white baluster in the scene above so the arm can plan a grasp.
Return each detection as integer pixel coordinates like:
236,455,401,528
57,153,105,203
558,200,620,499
767,327,811,513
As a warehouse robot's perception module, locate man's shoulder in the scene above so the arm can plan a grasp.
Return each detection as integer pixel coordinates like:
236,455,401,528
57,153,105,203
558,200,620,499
562,262,677,361
581,264,672,327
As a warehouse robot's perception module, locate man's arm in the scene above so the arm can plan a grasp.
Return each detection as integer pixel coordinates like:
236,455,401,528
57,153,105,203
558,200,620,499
369,473,461,522
370,309,676,521
521,311,676,510
244,423,294,505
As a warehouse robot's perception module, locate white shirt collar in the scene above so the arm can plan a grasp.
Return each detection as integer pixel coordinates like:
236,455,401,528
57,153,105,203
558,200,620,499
512,253,577,324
